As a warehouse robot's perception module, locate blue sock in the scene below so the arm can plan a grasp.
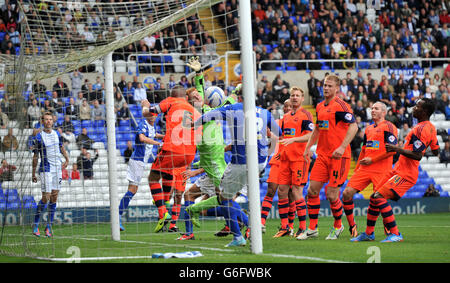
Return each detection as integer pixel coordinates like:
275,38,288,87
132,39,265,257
206,206,223,217
183,200,194,235
221,199,241,239
232,201,248,227
47,202,57,227
119,191,135,216
34,200,48,226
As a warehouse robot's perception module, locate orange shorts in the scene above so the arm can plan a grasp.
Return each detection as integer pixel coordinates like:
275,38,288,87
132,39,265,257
278,159,309,186
172,167,188,192
347,170,386,192
309,154,350,188
151,150,195,175
375,170,414,201
266,163,280,184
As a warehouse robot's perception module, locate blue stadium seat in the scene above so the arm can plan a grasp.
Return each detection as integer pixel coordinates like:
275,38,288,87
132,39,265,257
90,133,100,142
418,178,435,185
123,133,135,142
353,193,364,200
72,120,81,128
119,120,131,127
7,201,19,210
118,125,131,133
0,199,5,210
5,189,18,197
95,127,106,135
94,120,105,128
440,191,449,197
81,120,93,129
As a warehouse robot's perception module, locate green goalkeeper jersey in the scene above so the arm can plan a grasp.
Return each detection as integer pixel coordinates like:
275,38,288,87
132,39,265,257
194,74,229,187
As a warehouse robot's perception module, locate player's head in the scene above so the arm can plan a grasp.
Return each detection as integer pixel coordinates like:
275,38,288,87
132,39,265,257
146,112,158,124
413,98,435,120
371,101,387,122
186,87,203,107
283,99,292,114
289,86,305,108
323,75,340,99
171,85,187,99
41,111,54,130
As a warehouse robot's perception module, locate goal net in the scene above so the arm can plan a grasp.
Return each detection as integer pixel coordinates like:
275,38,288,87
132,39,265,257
0,0,253,261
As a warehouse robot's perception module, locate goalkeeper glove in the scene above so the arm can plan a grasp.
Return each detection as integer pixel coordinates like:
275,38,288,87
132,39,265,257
232,83,242,96
187,56,202,73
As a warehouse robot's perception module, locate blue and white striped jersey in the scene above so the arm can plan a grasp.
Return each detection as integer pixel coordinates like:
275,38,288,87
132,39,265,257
131,119,157,163
32,130,63,173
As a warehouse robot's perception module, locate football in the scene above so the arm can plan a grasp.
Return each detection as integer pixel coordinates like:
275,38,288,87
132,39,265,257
204,86,225,108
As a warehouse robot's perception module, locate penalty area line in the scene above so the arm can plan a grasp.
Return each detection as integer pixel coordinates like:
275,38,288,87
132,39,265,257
37,238,350,263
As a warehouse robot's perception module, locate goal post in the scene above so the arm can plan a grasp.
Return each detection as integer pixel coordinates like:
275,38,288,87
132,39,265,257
239,0,263,255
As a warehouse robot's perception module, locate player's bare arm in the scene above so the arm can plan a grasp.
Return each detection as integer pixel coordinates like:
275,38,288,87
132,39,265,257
61,145,69,169
139,133,161,146
303,126,319,161
155,133,165,140
279,132,312,146
32,152,39,183
182,168,205,179
385,143,423,161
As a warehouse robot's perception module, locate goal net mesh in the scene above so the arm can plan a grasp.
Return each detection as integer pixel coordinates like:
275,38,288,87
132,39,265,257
0,0,247,261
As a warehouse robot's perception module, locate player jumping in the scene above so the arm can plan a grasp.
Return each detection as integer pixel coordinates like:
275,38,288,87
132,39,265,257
351,98,439,242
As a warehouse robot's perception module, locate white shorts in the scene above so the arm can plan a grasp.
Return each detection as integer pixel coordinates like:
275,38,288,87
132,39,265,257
40,170,62,193
220,163,266,199
194,174,217,197
127,159,146,186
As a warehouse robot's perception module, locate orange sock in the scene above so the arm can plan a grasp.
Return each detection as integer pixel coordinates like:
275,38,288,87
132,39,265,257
307,195,320,230
278,198,289,229
260,195,273,226
150,183,166,219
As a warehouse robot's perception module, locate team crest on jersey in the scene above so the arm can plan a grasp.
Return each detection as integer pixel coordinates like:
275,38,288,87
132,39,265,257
388,135,396,143
414,140,423,149
345,113,353,122
317,120,329,130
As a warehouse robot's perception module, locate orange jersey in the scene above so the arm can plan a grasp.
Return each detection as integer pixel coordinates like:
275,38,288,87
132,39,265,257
156,97,200,155
268,119,283,165
315,96,355,158
393,121,439,183
279,107,314,162
359,120,398,172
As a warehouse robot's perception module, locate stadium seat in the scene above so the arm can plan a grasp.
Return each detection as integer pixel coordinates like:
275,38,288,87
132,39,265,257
81,120,93,129
94,120,105,128
115,60,127,72
119,119,131,127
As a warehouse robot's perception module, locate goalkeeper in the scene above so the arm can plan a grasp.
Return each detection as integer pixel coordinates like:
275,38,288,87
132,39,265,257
177,57,247,240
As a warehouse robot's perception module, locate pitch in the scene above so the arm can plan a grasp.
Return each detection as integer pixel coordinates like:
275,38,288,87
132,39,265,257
0,213,448,263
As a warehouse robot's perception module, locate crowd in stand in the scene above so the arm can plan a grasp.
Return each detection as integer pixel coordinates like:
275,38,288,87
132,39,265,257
0,0,449,182
241,0,450,71
0,0,219,75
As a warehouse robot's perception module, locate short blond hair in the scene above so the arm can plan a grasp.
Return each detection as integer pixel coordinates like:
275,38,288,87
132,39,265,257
289,86,304,94
324,74,340,86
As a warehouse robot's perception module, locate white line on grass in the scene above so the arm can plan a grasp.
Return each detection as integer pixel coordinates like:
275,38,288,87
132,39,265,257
37,238,350,263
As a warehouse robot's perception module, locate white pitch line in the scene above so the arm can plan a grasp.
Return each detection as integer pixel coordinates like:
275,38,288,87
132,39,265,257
37,238,350,263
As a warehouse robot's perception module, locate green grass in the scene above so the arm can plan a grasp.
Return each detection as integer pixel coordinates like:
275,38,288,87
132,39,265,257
0,213,449,263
